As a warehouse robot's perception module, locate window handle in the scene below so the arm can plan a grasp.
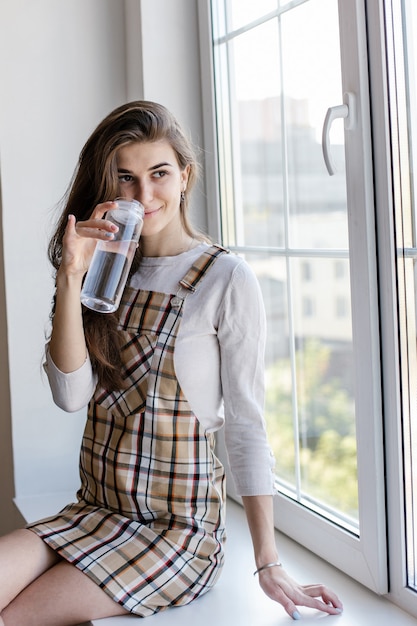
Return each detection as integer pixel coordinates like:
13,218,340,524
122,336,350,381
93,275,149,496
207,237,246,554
322,92,356,176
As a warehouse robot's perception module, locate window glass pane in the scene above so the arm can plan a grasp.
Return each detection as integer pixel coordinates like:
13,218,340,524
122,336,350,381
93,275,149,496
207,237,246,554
280,1,347,249
229,0,277,32
212,0,277,39
292,256,357,520
244,251,358,527
213,0,359,534
212,0,359,532
230,21,284,248
216,0,348,252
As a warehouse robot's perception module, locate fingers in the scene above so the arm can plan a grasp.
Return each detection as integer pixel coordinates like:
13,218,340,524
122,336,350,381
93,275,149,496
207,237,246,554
75,219,118,241
62,213,78,245
301,582,343,606
60,203,119,276
300,583,343,615
262,582,299,620
285,584,343,619
69,202,119,241
90,200,116,220
66,213,76,232
258,569,343,620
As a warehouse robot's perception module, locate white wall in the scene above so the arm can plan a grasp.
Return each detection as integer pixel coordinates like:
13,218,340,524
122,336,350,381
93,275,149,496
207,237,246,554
0,0,129,524
0,0,205,532
0,0,126,508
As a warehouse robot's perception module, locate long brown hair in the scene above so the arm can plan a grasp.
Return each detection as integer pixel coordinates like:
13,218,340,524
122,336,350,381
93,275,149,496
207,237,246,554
49,101,205,390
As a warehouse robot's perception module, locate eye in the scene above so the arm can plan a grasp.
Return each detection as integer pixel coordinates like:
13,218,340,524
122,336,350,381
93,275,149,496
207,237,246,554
152,170,168,179
118,174,133,183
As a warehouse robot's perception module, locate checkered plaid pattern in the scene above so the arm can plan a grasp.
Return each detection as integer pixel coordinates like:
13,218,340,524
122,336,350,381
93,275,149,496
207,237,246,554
28,246,228,616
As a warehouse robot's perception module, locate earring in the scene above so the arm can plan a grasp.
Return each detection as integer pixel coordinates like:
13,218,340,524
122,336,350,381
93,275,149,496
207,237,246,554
180,191,185,203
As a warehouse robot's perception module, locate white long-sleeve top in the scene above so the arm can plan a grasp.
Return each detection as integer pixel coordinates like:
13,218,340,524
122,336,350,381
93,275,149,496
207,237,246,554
45,243,275,496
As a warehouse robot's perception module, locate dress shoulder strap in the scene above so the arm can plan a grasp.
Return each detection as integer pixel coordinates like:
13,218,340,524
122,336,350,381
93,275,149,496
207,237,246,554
179,244,229,293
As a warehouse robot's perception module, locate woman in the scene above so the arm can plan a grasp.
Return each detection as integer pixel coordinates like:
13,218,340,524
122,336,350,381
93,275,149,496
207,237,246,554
0,101,343,625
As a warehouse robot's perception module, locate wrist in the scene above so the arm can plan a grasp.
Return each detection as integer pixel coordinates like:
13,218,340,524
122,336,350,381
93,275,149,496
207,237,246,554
253,561,283,576
56,266,84,290
254,546,280,569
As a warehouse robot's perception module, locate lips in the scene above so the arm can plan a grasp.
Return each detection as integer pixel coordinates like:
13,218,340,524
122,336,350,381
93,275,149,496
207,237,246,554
144,207,161,217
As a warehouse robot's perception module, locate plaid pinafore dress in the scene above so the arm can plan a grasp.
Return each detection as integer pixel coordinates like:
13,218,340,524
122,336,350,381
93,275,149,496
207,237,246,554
28,245,228,616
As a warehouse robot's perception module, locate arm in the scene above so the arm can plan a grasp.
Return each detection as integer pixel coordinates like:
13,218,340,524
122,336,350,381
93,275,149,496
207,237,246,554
219,260,275,494
49,203,118,372
49,257,87,373
45,204,119,409
217,259,342,618
242,495,343,620
44,346,97,412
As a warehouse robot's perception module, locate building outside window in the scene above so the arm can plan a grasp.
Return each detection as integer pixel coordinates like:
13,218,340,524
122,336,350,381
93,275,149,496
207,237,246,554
301,260,312,281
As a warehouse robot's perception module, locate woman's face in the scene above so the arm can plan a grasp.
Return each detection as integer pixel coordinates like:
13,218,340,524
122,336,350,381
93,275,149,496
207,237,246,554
116,140,189,241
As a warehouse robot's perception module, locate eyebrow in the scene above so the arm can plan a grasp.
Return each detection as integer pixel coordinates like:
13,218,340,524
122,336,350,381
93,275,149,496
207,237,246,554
117,161,174,173
149,161,174,171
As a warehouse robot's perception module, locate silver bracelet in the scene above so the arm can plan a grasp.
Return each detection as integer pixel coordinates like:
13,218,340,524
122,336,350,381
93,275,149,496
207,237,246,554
253,561,282,576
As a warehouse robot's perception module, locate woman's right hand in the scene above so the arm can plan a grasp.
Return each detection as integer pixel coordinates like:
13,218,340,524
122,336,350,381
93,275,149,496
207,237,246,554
50,201,119,373
59,201,119,279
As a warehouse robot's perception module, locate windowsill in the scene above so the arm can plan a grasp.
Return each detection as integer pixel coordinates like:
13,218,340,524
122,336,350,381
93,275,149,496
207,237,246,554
15,493,416,625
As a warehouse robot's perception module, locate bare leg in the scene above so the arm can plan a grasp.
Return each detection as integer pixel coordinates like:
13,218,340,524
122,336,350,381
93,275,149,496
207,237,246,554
0,528,129,626
1,559,129,626
0,529,59,611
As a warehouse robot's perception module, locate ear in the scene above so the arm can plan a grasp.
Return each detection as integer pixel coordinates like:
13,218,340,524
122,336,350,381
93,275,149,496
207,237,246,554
181,164,191,190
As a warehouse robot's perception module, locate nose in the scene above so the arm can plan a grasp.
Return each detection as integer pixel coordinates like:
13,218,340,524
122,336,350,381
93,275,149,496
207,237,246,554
134,180,153,206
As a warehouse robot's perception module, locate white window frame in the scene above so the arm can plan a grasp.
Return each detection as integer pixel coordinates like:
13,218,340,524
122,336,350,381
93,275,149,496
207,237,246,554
198,0,390,596
368,0,417,616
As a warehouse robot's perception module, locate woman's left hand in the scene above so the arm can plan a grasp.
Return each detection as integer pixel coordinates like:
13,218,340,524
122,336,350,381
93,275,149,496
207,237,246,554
257,565,343,620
